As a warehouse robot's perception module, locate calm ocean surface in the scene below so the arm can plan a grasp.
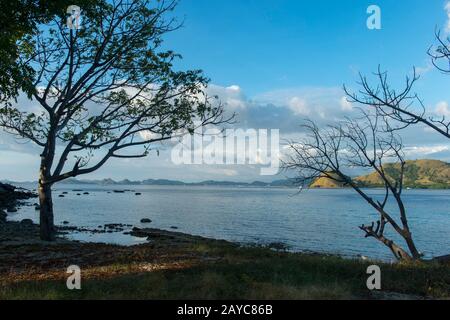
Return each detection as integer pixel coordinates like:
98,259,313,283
10,184,450,261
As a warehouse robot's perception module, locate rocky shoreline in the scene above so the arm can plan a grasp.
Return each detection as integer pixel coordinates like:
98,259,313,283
0,212,235,286
0,182,37,213
0,182,224,247
1,184,449,300
1,183,36,231
1,182,449,265
2,216,449,300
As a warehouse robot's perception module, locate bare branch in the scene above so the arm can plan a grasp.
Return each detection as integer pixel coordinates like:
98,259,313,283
344,66,450,139
283,111,421,260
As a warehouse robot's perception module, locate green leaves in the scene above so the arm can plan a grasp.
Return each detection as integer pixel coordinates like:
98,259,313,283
0,0,230,183
0,0,107,101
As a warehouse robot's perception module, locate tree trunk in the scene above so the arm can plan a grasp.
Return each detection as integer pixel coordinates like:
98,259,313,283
404,232,421,260
387,242,413,262
38,181,55,241
378,235,413,262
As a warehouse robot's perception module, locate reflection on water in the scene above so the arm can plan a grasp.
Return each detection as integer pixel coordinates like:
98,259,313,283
11,184,450,261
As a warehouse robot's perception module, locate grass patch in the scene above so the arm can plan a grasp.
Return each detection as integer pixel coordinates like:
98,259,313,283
1,240,449,300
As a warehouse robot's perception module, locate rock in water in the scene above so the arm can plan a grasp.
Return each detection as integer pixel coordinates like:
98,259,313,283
0,183,37,226
20,219,33,226
0,183,15,193
140,218,152,223
0,182,37,209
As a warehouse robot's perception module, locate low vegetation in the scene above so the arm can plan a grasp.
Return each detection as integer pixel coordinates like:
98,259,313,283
356,160,450,189
1,225,449,300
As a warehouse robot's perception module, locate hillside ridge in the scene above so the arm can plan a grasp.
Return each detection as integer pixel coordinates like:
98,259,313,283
311,160,450,189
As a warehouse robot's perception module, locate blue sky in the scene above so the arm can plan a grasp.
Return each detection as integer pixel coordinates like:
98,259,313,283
166,0,450,100
1,0,450,182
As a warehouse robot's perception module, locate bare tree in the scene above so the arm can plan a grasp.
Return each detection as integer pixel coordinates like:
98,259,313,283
428,30,450,74
284,112,421,261
0,0,233,240
344,30,450,139
340,29,450,263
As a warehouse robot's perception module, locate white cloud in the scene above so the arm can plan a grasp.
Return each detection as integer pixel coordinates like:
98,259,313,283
226,85,241,92
404,145,450,156
139,131,162,141
203,85,355,132
436,101,450,117
254,87,347,120
207,84,248,109
446,1,450,34
4,84,450,182
220,169,239,176
416,62,434,76
340,96,353,111
288,97,310,115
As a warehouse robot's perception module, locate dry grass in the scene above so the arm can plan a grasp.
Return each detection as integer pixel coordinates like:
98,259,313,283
1,230,449,300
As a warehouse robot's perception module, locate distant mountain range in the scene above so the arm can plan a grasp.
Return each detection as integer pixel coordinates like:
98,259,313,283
311,160,450,189
47,177,300,188
4,160,450,189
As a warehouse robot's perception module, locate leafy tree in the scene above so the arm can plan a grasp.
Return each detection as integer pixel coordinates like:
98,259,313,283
0,0,105,101
0,0,231,240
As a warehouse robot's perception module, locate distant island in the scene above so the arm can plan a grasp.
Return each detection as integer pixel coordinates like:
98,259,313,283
3,160,450,190
311,159,450,189
0,177,300,188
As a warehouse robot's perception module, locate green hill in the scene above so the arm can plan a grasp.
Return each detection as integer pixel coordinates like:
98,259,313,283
310,172,350,188
309,160,450,189
355,160,450,189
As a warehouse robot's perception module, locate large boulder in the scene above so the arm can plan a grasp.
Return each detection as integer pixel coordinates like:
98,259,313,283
20,219,34,226
0,183,15,194
0,182,37,210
